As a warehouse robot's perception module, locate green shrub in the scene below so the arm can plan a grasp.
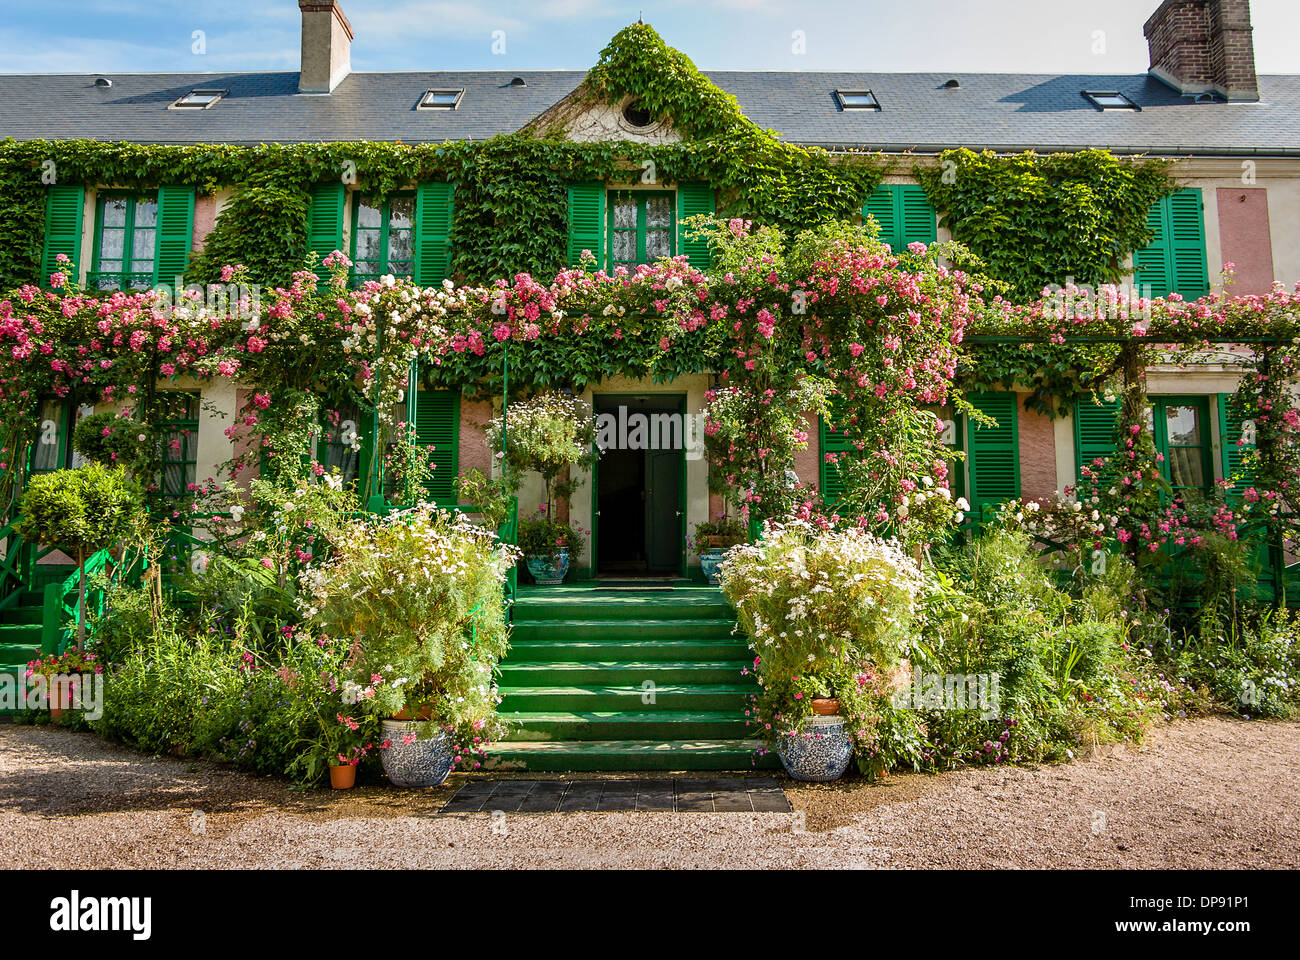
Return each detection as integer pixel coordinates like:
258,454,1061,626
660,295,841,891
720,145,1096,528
71,411,151,475
17,464,145,649
923,526,1169,766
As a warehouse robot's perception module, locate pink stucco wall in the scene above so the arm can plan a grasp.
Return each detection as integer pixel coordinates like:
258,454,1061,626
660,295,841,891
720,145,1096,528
1217,187,1275,295
231,388,259,481
793,409,820,492
459,398,493,478
193,193,217,253
1017,393,1057,502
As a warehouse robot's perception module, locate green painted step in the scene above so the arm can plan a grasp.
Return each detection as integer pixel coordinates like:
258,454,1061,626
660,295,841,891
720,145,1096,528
502,710,752,741
506,638,750,662
498,683,754,713
0,605,43,625
0,623,41,644
498,660,751,686
0,641,38,667
509,617,738,642
512,588,732,623
483,738,776,772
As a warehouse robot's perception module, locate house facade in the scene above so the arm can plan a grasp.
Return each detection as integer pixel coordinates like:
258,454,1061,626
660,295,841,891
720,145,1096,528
4,0,1298,585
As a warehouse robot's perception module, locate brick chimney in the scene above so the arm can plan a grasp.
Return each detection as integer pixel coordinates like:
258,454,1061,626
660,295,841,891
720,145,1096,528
298,0,353,94
1144,0,1259,102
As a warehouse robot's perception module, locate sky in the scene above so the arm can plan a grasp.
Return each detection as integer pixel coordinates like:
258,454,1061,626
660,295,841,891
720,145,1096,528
1,0,1299,76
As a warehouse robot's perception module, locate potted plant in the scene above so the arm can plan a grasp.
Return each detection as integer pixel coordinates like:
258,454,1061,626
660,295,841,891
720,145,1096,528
17,463,144,651
517,510,587,585
690,513,747,584
485,392,597,585
809,679,841,716
26,650,101,721
300,505,517,788
718,520,924,783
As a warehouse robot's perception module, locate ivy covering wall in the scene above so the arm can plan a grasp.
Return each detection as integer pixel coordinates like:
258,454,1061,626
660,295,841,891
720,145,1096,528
0,23,1178,425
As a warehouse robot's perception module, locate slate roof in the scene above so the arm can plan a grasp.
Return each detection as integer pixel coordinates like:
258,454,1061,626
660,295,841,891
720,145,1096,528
1,69,1298,156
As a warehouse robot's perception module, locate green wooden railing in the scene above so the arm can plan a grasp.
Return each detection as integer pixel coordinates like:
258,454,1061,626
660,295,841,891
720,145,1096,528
41,548,112,653
0,519,31,612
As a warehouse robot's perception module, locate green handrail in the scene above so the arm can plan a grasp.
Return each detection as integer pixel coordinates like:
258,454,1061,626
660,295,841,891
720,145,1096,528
40,548,113,653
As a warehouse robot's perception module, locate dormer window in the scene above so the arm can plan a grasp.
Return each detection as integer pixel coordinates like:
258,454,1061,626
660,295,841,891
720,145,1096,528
1083,90,1139,111
418,89,464,110
170,89,227,109
622,100,654,128
835,90,880,111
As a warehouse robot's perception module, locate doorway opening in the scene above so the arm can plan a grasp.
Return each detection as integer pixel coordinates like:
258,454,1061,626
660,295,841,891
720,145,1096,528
592,394,686,579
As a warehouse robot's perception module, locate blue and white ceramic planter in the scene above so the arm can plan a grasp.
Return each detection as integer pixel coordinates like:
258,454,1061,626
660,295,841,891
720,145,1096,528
776,715,854,782
699,548,726,585
380,720,454,788
526,548,570,585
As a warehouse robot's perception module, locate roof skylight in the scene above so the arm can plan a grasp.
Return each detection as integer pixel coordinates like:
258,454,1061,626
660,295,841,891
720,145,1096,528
835,90,880,111
170,89,227,109
1083,90,1139,111
418,89,464,110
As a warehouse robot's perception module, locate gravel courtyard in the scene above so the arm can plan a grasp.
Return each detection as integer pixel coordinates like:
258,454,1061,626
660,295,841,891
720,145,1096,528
1,717,1296,869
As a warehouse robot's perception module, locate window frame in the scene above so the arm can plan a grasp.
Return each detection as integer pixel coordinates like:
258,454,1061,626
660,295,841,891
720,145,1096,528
169,89,228,110
1150,395,1213,495
158,392,200,499
1082,90,1140,111
835,89,880,110
89,191,158,292
318,404,363,490
606,190,677,270
350,191,416,285
417,89,464,110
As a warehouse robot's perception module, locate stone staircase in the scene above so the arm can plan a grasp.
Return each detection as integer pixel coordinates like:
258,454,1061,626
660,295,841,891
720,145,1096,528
486,585,775,771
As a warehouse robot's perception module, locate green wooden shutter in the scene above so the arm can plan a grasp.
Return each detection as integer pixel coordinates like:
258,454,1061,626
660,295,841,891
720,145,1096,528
819,417,856,510
864,186,898,249
864,185,937,251
1133,200,1170,298
899,185,937,246
1134,189,1208,300
1168,188,1209,299
968,392,1020,519
414,389,460,503
676,181,715,269
40,185,85,284
414,181,454,286
307,182,346,282
153,186,195,288
567,181,606,269
1218,393,1255,497
1074,395,1121,480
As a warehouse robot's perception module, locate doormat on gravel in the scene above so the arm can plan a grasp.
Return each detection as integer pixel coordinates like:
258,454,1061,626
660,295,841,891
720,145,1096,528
438,777,792,813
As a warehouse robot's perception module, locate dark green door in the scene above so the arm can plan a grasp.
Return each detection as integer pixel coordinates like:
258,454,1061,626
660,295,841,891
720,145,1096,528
646,448,682,572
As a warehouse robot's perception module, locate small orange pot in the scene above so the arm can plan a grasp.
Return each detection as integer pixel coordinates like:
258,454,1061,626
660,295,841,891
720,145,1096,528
391,704,433,721
811,698,841,716
48,676,73,720
329,764,357,789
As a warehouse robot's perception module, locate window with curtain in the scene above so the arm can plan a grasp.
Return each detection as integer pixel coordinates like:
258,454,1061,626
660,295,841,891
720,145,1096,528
1149,396,1212,494
607,191,675,268
158,392,200,498
90,193,158,291
352,194,415,284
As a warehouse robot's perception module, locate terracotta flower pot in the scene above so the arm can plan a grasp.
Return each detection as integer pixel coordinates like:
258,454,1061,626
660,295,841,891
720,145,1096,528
48,675,74,720
391,704,433,722
811,697,840,716
329,764,357,790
